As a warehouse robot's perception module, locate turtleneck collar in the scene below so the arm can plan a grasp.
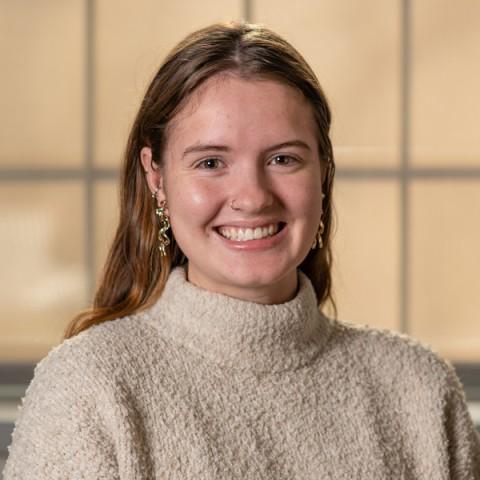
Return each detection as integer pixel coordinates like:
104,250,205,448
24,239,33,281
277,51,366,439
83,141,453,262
145,266,333,375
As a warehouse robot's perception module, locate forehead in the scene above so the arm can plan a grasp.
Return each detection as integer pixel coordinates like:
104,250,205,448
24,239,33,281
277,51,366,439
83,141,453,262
165,74,318,150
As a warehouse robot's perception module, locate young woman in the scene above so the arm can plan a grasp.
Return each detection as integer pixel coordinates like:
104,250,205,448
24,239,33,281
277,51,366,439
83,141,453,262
4,22,480,479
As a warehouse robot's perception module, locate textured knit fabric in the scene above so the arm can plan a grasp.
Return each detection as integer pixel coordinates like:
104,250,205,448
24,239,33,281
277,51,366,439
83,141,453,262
4,266,480,479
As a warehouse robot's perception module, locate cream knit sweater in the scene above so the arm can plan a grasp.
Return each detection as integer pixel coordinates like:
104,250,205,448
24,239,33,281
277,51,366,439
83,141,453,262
4,266,480,479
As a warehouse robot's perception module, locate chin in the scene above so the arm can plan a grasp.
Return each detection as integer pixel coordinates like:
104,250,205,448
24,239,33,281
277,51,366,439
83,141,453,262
221,263,293,289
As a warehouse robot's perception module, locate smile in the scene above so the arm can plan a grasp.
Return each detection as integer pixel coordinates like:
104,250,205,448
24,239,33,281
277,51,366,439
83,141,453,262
216,223,285,241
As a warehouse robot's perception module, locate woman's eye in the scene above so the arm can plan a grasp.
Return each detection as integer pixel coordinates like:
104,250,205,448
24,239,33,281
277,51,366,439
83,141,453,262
270,154,297,166
196,158,222,169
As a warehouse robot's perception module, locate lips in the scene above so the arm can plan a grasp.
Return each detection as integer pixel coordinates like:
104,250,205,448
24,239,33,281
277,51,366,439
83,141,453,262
215,222,286,241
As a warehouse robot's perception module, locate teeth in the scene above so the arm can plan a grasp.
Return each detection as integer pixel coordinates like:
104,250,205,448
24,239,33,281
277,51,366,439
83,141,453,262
218,223,281,241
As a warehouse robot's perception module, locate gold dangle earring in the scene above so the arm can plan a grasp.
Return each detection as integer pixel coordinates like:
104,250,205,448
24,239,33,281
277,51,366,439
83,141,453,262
311,192,325,250
311,220,325,250
152,187,171,256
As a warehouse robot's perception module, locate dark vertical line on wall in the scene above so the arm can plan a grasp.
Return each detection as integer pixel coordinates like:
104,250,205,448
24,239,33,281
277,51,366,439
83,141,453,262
243,0,252,22
400,0,411,334
85,0,95,305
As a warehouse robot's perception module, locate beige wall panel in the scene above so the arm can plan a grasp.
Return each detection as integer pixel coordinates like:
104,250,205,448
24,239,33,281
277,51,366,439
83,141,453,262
410,181,480,362
0,182,86,362
94,180,120,286
255,0,401,168
0,1,85,167
411,1,480,166
329,180,400,331
94,0,243,168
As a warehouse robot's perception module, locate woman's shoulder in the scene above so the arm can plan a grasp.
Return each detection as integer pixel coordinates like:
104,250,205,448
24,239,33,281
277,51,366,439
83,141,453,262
4,315,150,478
12,312,160,433
328,317,457,392
33,311,157,383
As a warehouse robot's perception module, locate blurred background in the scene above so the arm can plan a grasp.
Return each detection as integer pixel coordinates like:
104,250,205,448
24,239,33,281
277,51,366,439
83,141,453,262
1,0,479,469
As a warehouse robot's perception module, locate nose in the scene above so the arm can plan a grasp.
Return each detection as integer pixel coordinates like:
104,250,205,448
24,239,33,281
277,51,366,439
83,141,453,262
229,166,274,213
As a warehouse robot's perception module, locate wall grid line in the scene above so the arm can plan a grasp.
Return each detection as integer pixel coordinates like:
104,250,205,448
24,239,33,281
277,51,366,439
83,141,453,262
85,0,96,306
400,0,411,334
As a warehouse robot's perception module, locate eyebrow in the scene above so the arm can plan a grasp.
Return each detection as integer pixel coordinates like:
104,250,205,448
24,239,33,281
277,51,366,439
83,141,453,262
182,140,311,159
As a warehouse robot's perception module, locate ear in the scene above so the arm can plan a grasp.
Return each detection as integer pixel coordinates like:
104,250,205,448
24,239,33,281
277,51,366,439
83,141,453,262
140,146,167,208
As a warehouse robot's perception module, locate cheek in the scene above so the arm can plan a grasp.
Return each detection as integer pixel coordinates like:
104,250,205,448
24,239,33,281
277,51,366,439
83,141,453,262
285,177,323,219
168,179,224,227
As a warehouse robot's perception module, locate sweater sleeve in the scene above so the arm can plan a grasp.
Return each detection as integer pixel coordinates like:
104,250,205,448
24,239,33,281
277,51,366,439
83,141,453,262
2,341,119,480
443,363,480,479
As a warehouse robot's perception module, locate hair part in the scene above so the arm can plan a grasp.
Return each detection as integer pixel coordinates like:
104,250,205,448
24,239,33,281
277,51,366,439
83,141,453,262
64,21,337,340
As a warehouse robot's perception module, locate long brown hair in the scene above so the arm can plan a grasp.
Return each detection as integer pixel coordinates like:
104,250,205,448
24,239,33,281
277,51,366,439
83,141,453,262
64,21,336,340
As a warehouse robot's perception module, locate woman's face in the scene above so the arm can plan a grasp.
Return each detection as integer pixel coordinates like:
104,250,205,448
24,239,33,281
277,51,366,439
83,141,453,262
142,74,324,304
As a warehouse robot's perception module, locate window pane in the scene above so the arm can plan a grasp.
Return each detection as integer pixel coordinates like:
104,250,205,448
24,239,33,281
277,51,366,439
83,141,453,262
94,0,243,168
255,0,401,167
411,180,480,361
411,0,480,166
0,0,85,167
330,180,400,330
0,182,87,362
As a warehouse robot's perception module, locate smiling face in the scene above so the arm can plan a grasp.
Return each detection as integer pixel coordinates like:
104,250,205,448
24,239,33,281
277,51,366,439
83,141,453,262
141,74,324,304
